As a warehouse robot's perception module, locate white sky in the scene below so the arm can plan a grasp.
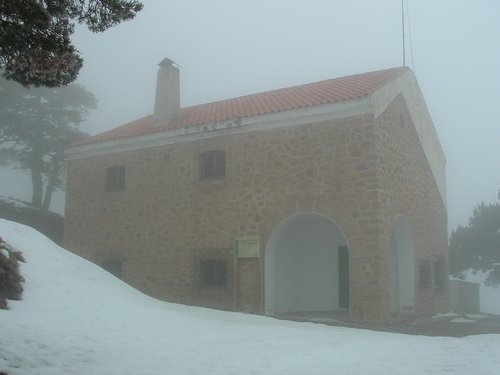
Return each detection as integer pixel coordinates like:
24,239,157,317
1,0,499,232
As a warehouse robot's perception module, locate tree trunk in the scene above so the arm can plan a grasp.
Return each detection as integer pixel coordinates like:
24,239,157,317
41,182,53,213
42,168,58,213
30,95,44,209
30,162,43,209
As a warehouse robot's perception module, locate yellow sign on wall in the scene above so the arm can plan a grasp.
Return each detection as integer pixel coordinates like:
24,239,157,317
234,235,260,258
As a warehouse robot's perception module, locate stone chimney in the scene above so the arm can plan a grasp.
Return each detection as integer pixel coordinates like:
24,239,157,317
153,57,180,127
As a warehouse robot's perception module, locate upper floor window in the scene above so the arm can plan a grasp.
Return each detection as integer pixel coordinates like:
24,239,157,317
199,150,225,180
105,165,125,192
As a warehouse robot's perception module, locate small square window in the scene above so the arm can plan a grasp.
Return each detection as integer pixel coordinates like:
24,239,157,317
200,259,227,288
199,150,225,180
106,165,125,192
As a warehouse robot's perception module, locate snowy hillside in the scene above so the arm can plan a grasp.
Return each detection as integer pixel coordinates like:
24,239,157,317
0,219,499,375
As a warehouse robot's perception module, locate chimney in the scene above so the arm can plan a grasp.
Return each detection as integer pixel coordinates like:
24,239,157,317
153,57,180,127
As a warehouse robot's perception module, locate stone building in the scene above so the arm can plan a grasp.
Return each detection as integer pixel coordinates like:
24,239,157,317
64,59,449,322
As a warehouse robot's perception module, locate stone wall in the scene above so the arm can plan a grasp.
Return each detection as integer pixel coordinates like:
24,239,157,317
375,94,449,317
65,95,448,321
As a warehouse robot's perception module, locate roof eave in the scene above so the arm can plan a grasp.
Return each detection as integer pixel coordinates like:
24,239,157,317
65,97,373,161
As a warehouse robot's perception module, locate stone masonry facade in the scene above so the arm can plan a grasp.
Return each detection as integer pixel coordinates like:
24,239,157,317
64,91,449,322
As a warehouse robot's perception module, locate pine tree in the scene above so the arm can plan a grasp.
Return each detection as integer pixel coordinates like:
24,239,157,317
0,0,143,87
449,202,500,286
0,76,96,211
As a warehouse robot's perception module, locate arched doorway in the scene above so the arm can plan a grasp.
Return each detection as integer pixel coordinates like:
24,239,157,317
389,216,415,314
265,212,350,316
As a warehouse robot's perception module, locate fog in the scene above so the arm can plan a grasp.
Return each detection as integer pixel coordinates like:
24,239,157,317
1,0,499,233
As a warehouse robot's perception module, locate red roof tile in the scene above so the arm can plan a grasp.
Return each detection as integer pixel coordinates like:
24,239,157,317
69,66,408,148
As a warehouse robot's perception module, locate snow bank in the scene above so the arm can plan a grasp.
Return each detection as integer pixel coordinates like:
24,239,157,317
0,219,499,375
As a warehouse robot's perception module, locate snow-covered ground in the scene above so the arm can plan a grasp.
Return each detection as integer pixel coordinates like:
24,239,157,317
1,219,499,375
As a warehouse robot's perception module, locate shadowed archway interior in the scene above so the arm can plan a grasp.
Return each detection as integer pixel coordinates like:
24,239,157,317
265,213,349,316
389,215,415,314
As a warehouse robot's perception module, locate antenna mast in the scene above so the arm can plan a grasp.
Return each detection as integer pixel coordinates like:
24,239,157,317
402,0,406,66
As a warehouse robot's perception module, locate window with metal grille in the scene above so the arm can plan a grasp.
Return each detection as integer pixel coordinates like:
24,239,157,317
105,165,125,191
419,260,432,288
199,150,225,180
101,259,122,279
200,259,227,287
434,256,447,290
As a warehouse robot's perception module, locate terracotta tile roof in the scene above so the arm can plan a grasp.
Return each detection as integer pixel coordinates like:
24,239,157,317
69,66,408,148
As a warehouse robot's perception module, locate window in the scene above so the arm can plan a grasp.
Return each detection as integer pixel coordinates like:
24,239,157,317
200,259,227,287
101,259,122,279
106,165,125,191
434,256,447,290
419,260,432,288
199,150,225,180
193,248,232,292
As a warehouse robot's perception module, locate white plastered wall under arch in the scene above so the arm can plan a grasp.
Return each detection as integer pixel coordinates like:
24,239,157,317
265,213,347,315
389,216,415,314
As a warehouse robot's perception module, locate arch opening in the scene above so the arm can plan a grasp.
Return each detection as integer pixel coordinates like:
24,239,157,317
265,213,350,316
389,216,415,314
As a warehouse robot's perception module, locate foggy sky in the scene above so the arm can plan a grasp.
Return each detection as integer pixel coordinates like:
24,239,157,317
1,0,499,233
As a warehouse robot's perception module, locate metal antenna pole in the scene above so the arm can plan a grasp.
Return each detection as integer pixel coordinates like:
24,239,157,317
402,0,406,66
